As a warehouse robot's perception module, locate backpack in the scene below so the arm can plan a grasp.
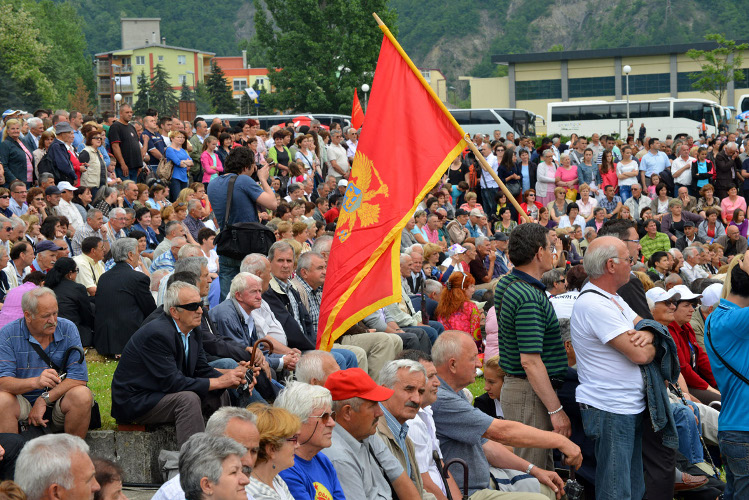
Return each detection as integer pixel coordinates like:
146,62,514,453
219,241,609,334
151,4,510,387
155,156,174,183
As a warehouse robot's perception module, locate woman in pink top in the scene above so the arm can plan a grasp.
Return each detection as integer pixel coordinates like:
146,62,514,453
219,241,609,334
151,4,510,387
720,185,746,225
0,281,37,329
484,306,499,359
555,153,579,194
200,135,223,184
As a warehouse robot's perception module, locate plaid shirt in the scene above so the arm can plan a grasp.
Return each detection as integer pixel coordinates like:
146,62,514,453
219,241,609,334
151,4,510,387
295,277,322,332
275,277,302,330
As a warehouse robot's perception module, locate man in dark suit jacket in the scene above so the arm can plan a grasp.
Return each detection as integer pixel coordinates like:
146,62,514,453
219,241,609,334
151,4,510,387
111,281,246,447
94,238,156,356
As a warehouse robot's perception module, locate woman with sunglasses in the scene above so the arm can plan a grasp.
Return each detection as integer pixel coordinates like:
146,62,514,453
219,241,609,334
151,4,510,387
247,403,300,500
274,382,346,500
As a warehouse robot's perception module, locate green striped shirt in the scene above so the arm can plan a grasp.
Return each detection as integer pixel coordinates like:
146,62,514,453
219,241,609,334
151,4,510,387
494,270,567,377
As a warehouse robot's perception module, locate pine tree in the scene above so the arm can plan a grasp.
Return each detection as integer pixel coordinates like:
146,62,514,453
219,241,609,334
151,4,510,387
206,62,237,114
180,82,195,102
194,82,215,115
149,64,179,117
67,77,94,114
133,71,151,116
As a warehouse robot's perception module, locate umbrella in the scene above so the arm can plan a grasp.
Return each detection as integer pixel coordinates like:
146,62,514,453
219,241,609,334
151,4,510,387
737,110,749,120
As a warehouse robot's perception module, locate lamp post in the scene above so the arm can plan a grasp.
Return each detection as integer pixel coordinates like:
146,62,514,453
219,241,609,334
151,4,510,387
361,83,370,112
114,93,122,114
623,65,631,129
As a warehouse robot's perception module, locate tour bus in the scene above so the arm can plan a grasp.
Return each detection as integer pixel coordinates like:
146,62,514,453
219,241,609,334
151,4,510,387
449,108,542,138
546,98,723,138
199,113,351,130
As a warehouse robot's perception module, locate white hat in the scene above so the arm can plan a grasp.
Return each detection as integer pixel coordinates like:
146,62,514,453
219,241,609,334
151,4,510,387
469,208,483,217
337,179,348,187
56,181,78,192
645,287,681,304
700,283,723,307
670,284,703,302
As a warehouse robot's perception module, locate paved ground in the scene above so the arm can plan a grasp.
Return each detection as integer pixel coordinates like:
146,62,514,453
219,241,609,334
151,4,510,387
124,487,159,500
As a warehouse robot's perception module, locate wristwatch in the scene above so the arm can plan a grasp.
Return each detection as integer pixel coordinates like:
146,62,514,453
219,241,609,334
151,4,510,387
40,391,52,406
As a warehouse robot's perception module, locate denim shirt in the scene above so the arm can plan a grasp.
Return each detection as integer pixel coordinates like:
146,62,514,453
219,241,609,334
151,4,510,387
577,163,600,187
635,318,679,449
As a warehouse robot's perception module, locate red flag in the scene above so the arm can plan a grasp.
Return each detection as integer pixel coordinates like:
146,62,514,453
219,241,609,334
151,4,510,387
316,23,467,350
351,90,365,130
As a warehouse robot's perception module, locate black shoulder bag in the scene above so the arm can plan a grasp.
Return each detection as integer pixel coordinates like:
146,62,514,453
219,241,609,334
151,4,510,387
214,175,276,261
706,317,749,386
28,344,101,430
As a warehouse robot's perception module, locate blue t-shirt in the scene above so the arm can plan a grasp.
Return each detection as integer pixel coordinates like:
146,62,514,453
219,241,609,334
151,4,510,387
144,129,167,167
165,147,189,182
639,151,670,177
704,298,749,432
279,453,346,500
207,174,265,228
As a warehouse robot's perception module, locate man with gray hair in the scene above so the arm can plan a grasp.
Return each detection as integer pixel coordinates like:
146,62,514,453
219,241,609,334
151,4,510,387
154,245,206,305
284,183,305,203
327,128,349,179
0,287,93,438
153,220,188,260
571,236,656,499
295,350,340,385
623,183,652,221
178,433,248,500
375,360,435,499
112,281,245,447
14,434,100,500
22,117,44,152
150,236,188,273
152,407,260,500
184,199,206,241
681,246,709,285
95,238,156,356
71,208,107,256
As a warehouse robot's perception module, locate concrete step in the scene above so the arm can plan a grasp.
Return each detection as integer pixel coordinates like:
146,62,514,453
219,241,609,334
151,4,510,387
86,426,178,484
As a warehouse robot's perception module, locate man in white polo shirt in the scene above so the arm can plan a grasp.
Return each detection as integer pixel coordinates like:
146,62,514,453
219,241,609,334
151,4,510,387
571,236,656,500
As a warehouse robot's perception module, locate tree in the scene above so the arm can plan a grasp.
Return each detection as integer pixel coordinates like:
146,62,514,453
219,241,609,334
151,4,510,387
68,78,94,114
254,0,397,113
194,82,215,115
687,34,749,105
149,64,179,117
206,62,237,113
133,71,151,116
180,82,195,102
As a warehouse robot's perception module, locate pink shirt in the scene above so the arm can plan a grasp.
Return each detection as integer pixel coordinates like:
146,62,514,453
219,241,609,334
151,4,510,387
720,195,747,223
555,165,579,191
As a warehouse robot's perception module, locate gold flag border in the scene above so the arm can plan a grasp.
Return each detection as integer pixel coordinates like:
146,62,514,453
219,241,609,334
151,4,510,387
318,15,471,349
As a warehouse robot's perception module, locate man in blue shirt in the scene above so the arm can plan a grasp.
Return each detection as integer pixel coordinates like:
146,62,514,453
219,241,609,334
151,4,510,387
207,147,277,298
639,138,671,188
0,287,92,438
704,251,749,497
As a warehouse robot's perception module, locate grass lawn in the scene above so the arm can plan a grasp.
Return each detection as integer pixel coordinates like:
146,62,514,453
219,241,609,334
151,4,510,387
86,351,118,430
468,376,485,400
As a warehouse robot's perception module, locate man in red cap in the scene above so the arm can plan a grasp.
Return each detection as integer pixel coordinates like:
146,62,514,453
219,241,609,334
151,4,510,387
322,368,421,500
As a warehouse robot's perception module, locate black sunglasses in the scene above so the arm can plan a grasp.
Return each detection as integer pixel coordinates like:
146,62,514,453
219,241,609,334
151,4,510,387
174,301,202,311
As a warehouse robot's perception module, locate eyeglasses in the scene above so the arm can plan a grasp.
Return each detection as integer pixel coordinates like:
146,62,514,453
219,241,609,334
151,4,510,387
309,411,336,423
174,301,202,311
611,256,635,266
285,434,299,443
14,191,26,195
623,239,640,244
33,197,44,202
0,196,9,199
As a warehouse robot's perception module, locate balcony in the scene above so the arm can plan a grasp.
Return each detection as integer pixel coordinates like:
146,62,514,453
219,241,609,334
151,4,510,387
99,98,112,110
97,61,111,76
117,84,134,92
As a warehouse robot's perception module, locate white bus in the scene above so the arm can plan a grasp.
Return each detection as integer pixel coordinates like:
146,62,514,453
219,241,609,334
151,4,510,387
449,108,542,138
547,98,722,138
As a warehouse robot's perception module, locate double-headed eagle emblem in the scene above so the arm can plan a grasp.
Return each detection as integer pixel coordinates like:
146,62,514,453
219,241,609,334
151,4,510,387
336,150,389,243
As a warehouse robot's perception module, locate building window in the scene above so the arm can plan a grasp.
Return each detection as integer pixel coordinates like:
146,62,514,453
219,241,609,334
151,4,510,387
158,55,164,62
734,68,749,89
255,77,266,87
233,79,248,92
178,55,186,65
568,76,615,98
420,70,431,83
621,73,670,95
516,79,562,101
135,56,145,65
178,75,187,84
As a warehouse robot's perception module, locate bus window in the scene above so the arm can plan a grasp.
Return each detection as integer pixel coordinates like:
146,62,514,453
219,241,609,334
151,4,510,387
551,106,579,121
673,101,702,121
469,110,497,124
610,104,627,119
702,105,715,127
513,111,528,136
648,102,670,118
580,105,609,121
450,110,470,122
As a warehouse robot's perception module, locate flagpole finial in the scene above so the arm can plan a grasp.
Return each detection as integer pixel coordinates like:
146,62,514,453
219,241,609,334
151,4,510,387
372,13,384,26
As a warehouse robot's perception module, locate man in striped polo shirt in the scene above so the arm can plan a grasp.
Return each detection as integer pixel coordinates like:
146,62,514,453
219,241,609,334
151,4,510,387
494,223,570,472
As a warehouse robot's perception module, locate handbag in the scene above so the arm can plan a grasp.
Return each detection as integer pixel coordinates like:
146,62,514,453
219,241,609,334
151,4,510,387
155,156,174,182
214,175,276,261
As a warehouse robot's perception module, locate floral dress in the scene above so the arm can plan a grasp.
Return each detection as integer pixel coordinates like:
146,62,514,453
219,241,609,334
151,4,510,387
438,301,483,352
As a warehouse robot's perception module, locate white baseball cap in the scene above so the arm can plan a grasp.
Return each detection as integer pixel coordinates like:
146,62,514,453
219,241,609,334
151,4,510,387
337,179,348,187
670,285,703,302
57,181,78,192
645,287,681,304
700,283,723,307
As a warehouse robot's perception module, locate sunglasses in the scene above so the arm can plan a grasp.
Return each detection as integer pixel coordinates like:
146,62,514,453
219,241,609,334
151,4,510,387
33,197,44,202
661,299,678,307
309,410,336,422
286,434,299,443
0,196,9,199
174,301,202,311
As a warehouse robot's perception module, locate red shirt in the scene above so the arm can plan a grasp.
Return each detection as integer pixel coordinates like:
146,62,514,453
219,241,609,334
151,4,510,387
668,321,717,390
324,206,339,224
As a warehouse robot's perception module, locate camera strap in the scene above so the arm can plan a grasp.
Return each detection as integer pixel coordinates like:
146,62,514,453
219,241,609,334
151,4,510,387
705,317,749,386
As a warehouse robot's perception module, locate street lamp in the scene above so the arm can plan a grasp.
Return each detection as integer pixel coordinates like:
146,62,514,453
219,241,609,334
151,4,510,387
623,65,632,132
114,93,122,114
361,83,370,112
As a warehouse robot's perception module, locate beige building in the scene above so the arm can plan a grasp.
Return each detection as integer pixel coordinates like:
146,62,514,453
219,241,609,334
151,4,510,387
461,41,749,134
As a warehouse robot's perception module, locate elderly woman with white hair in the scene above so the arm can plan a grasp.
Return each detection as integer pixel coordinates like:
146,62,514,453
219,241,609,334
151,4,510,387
274,381,345,499
554,152,578,198
179,433,249,500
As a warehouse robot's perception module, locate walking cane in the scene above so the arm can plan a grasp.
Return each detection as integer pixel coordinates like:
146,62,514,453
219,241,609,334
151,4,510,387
432,451,454,500
242,338,274,390
444,458,469,500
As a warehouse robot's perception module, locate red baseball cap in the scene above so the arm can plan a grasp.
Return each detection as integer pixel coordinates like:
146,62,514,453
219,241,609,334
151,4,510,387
324,368,394,402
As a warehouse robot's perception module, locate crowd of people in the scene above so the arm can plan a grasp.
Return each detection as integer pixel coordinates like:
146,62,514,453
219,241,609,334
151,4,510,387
0,104,748,499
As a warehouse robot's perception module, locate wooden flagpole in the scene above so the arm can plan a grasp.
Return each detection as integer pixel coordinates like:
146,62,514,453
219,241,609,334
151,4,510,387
372,13,531,224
